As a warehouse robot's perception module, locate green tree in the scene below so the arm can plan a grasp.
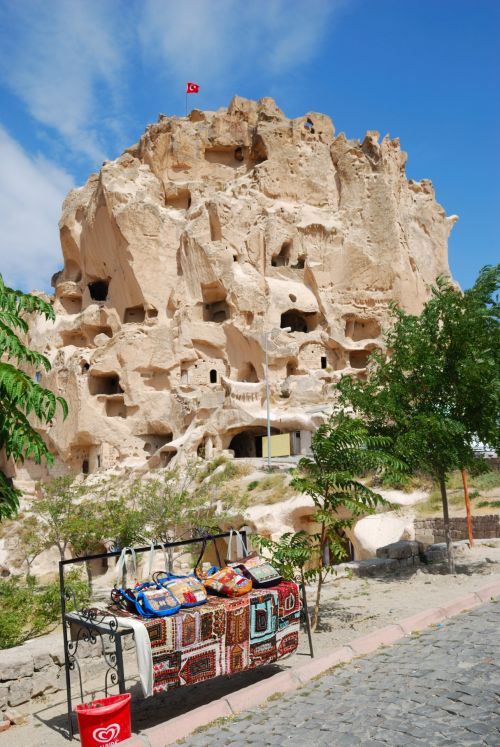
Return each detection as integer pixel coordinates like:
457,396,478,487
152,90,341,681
0,275,68,518
338,265,500,572
33,475,85,561
15,515,46,579
66,500,111,593
291,414,401,630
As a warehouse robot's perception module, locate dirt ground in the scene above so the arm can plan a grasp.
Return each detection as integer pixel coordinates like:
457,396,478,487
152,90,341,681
1,539,499,746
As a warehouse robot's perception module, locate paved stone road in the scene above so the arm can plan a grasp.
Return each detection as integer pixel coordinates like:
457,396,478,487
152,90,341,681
181,601,500,746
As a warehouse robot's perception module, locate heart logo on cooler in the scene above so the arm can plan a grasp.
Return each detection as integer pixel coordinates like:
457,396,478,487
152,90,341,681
92,722,120,744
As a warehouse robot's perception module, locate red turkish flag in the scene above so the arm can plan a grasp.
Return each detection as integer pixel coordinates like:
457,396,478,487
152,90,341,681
186,82,199,94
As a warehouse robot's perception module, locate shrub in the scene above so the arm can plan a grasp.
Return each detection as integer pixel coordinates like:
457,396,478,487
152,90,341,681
0,569,89,649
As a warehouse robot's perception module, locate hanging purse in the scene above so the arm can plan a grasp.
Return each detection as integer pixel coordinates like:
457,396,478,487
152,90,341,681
232,551,283,587
196,565,252,597
153,571,207,607
227,530,282,588
112,546,181,618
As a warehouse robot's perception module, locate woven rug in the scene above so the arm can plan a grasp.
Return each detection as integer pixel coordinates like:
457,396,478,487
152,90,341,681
111,580,300,694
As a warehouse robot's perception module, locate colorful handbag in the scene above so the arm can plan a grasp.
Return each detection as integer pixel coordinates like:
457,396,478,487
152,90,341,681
112,582,181,618
226,530,282,588
112,546,181,618
232,551,283,588
197,565,252,597
153,571,207,607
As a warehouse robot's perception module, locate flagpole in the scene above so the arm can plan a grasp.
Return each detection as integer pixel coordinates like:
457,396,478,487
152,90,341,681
185,90,187,117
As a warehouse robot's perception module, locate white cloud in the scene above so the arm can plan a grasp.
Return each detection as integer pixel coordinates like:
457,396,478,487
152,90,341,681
138,0,340,81
0,0,124,162
0,127,74,292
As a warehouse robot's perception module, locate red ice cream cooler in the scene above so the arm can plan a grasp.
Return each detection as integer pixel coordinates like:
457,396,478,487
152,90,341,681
75,693,131,746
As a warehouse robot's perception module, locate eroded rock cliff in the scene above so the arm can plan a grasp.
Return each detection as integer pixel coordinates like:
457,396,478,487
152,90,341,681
24,96,455,479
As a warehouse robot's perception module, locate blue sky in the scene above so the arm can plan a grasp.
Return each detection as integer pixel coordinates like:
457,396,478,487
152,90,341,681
0,0,498,291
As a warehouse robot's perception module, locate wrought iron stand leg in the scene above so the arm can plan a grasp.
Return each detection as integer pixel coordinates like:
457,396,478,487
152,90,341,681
300,581,314,658
115,635,126,693
62,620,74,739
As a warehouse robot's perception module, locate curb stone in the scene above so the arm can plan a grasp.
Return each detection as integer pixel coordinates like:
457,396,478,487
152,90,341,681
120,578,500,747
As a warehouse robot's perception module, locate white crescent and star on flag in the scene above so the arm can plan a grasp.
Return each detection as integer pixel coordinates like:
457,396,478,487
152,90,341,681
186,82,199,94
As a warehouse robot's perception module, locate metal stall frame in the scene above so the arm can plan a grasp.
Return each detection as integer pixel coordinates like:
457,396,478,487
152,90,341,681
59,530,314,739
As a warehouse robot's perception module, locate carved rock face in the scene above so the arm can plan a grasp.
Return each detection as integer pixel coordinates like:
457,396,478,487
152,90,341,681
27,96,454,476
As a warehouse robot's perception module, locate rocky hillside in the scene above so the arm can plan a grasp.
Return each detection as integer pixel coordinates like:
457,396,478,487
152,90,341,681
21,96,455,484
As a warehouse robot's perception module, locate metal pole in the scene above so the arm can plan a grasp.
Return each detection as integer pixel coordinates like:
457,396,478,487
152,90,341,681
265,332,272,468
59,560,74,739
300,581,314,658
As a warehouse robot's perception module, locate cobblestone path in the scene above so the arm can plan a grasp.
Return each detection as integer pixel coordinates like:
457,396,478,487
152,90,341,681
181,601,500,746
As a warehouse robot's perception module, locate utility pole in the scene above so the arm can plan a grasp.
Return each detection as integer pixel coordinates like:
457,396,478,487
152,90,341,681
263,327,291,469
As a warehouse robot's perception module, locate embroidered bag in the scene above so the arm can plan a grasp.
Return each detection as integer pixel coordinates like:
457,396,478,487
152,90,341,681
112,546,181,618
226,529,283,588
197,565,252,597
233,551,283,587
153,571,207,607
134,581,181,617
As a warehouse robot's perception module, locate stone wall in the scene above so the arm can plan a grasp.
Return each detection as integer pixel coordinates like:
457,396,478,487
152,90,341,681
0,629,136,722
414,515,500,544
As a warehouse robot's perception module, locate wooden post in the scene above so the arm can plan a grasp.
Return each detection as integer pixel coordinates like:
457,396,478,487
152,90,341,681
461,467,474,548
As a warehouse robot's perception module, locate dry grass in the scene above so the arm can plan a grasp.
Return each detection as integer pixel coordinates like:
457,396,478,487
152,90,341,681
244,472,298,505
416,469,500,516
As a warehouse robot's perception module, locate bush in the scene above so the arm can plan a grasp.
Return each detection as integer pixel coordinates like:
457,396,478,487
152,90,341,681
0,569,89,649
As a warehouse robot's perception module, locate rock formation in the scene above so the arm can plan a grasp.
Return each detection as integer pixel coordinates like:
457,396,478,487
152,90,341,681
22,96,455,481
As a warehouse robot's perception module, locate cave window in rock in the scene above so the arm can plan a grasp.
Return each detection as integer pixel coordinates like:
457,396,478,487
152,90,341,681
82,459,89,475
105,397,127,418
202,283,229,323
89,373,123,395
286,361,297,377
88,280,109,302
146,308,158,319
228,428,277,459
321,356,327,369
204,300,229,323
165,188,191,210
204,146,243,168
62,331,88,347
238,362,259,383
291,255,305,269
304,118,315,134
161,452,174,468
124,306,146,324
142,434,173,456
271,241,291,268
349,350,370,369
209,369,218,384
345,316,381,341
80,361,90,374
281,309,318,333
